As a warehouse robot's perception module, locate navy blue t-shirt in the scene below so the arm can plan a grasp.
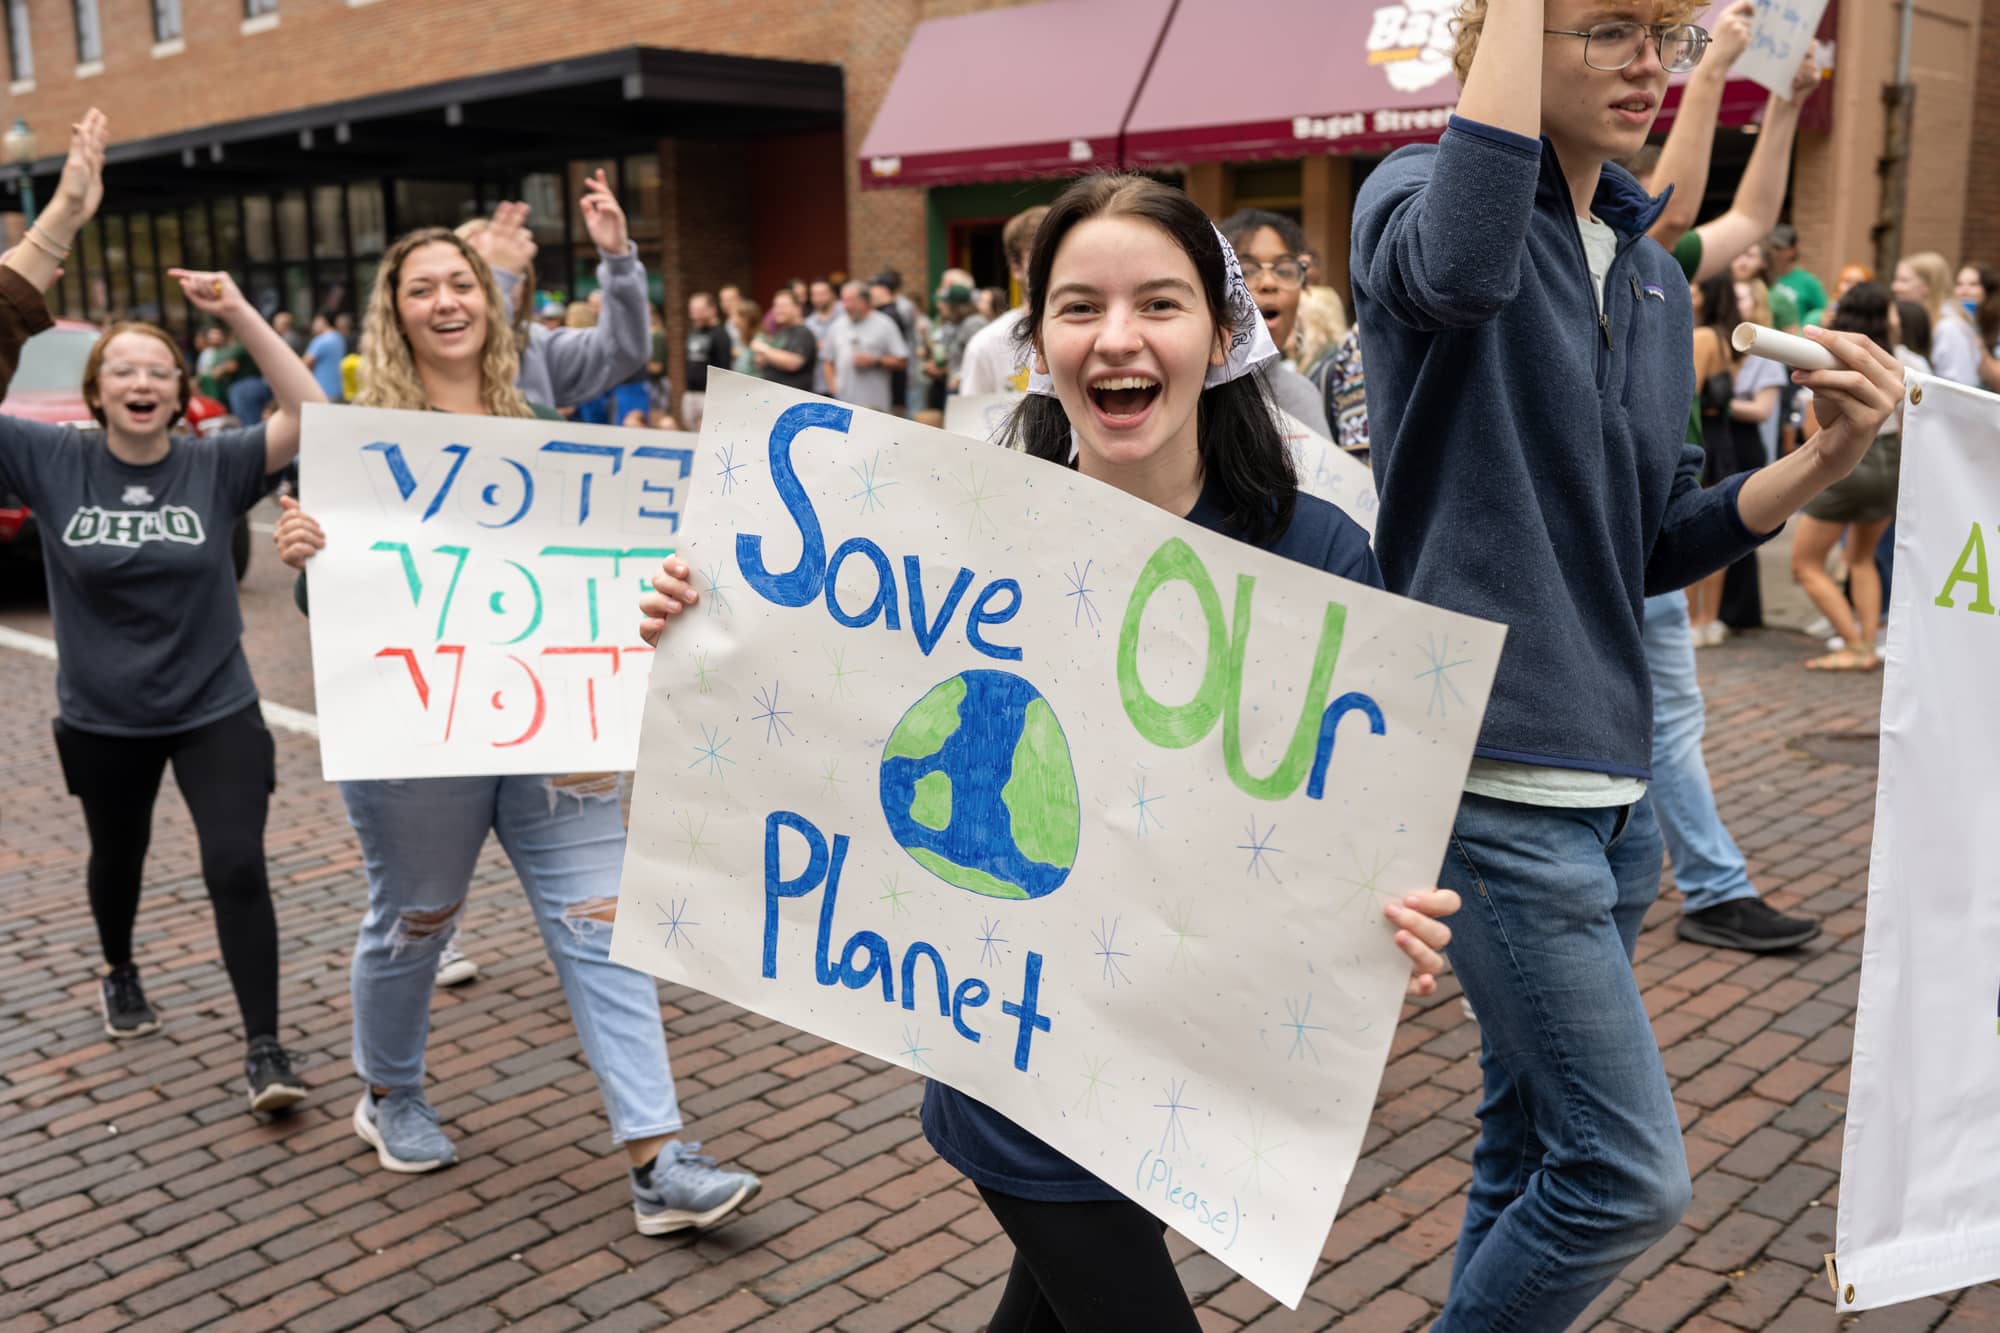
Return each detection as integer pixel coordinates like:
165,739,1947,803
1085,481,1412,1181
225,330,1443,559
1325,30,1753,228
921,476,1381,1202
0,420,273,735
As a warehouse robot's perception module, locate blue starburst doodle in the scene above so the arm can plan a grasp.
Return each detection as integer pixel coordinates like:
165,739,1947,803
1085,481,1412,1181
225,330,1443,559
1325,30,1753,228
716,444,747,494
1091,916,1132,988
850,450,897,514
699,561,734,616
751,682,795,746
688,724,735,779
1154,1079,1198,1154
1416,632,1474,718
1282,994,1328,1063
1130,776,1165,836
1238,818,1284,882
899,1025,933,1073
1064,560,1102,629
975,917,1008,967
656,897,699,950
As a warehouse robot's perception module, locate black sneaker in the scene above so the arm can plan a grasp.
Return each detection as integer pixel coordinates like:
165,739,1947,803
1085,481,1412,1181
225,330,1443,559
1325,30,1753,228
100,965,160,1039
245,1037,307,1114
1677,899,1822,953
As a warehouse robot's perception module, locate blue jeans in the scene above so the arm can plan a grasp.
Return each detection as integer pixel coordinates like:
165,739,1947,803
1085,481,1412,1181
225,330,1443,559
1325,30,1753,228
341,775,681,1144
1434,794,1691,1332
227,376,271,424
1641,592,1757,913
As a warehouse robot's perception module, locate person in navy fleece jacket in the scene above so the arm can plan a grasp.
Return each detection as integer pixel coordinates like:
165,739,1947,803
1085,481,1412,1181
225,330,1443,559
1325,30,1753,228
1351,2,1904,1329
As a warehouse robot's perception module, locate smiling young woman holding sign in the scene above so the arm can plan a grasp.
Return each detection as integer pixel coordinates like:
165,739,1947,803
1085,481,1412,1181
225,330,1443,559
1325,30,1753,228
637,175,1461,1330
272,227,760,1233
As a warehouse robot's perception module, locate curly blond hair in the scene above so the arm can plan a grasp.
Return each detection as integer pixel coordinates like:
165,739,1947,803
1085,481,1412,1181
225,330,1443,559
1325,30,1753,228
1452,0,1705,83
354,227,533,419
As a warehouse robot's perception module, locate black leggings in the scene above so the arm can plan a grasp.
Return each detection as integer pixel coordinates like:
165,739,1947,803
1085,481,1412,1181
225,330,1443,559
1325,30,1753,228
978,1186,1202,1333
53,703,280,1040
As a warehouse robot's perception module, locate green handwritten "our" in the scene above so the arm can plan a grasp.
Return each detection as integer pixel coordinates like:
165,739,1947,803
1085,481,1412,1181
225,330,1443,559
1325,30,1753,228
1114,538,1384,802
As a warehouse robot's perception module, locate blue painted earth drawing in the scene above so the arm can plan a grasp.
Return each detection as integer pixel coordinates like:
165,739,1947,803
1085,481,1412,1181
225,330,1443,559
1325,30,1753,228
878,670,1080,900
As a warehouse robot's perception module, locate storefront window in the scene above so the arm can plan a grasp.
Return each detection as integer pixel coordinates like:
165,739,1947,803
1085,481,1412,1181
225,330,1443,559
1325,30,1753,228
1229,161,1304,214
103,216,130,320
245,265,281,320
78,220,105,320
156,212,187,334
129,214,158,322
282,264,311,324
394,180,477,230
211,198,243,273
242,196,274,263
277,190,308,261
522,172,565,247
347,182,385,255
180,204,211,268
311,186,345,260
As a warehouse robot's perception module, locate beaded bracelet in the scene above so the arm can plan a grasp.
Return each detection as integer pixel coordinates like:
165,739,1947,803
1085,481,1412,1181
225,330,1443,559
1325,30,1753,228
21,228,70,262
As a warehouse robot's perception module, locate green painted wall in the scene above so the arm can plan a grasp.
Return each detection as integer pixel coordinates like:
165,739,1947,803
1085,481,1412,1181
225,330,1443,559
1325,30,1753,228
923,179,1066,300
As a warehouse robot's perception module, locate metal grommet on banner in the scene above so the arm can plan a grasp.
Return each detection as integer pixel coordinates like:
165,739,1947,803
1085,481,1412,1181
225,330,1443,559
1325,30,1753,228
1909,383,1923,405
1844,1284,1856,1304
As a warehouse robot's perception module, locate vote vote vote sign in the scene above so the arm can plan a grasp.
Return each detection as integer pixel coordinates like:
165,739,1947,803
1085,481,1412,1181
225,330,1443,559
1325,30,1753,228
611,372,1503,1305
1835,375,2000,1311
298,403,696,779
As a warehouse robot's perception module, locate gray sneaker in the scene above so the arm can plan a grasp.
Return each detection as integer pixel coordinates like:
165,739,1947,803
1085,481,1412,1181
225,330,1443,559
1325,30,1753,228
631,1141,761,1235
352,1089,457,1174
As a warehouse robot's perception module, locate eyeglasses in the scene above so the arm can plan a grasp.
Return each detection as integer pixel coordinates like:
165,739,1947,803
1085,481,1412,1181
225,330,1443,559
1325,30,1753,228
1543,21,1710,73
102,364,182,384
1238,257,1307,289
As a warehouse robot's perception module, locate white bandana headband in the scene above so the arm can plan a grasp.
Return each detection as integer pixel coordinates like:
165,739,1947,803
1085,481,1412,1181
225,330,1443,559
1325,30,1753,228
1024,222,1280,396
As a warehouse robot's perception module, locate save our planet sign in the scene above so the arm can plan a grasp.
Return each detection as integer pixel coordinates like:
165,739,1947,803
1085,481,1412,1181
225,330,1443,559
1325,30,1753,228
611,371,1504,1306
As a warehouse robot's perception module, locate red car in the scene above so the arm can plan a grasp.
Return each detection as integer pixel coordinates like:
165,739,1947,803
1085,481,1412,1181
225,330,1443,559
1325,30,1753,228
1,318,254,578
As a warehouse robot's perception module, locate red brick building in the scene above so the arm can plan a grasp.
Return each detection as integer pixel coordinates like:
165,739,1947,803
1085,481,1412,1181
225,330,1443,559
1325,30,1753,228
0,0,1015,355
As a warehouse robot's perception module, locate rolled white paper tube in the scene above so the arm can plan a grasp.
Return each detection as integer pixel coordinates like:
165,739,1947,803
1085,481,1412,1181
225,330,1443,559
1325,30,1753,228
1731,322,1839,372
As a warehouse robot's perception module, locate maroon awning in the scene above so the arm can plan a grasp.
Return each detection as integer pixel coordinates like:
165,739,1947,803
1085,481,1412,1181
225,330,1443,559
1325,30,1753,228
1122,0,1466,167
857,0,1175,191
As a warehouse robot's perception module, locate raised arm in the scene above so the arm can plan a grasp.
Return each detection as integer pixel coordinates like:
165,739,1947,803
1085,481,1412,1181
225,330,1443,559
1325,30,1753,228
536,172,649,406
0,111,106,395
1352,0,1544,331
171,271,326,472
2,109,107,295
1681,59,1819,282
1644,0,1754,246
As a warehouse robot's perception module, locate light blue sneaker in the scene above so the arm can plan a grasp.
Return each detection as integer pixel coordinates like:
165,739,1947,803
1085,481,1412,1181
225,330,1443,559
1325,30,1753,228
631,1141,761,1235
353,1089,457,1174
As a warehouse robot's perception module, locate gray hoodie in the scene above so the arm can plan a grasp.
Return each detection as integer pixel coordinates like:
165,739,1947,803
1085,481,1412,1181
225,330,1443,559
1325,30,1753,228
493,249,650,410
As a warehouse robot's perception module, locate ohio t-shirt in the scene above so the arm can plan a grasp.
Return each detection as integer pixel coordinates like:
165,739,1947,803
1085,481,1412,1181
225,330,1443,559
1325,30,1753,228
920,471,1382,1202
0,421,273,735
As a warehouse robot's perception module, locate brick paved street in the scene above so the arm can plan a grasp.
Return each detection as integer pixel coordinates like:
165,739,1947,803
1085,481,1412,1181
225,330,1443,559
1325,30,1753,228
2,528,1997,1332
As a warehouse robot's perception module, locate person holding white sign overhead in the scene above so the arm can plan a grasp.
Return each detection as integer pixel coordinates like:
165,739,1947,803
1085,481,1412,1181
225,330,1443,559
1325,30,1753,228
1352,2,1905,1326
637,175,1463,1331
272,225,760,1235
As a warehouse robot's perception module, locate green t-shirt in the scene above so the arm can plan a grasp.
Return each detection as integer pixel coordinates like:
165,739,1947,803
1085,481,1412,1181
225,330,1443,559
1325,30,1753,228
1672,230,1702,282
1776,267,1827,327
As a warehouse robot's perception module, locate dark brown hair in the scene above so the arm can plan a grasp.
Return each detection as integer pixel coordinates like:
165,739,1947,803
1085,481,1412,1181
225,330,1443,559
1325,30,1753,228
1003,174,1297,544
82,323,194,428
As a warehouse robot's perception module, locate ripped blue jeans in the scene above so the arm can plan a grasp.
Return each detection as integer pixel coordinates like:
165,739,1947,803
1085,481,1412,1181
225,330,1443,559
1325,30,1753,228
341,774,681,1144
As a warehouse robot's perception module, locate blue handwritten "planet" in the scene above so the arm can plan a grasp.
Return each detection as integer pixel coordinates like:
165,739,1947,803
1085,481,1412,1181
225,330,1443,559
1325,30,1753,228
878,670,1080,900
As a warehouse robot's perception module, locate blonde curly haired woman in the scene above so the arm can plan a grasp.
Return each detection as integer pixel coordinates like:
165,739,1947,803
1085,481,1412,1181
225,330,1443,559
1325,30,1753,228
272,227,760,1234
